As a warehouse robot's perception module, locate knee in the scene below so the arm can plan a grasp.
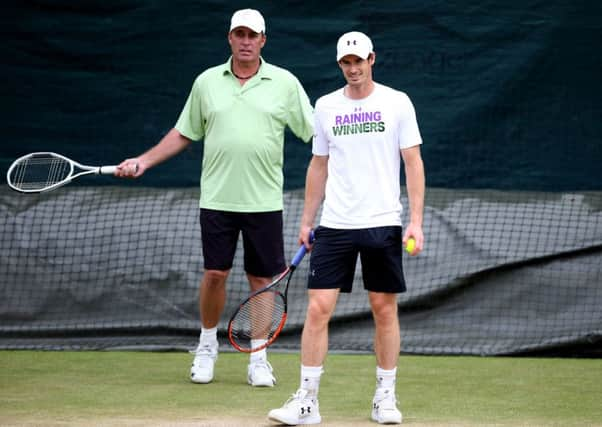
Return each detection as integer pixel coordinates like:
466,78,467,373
203,269,229,288
306,298,334,324
371,298,398,323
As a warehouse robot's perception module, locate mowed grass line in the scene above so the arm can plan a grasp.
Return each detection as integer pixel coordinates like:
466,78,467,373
0,351,601,426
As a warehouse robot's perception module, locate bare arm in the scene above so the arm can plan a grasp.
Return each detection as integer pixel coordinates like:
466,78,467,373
299,155,328,247
115,128,192,178
401,145,425,255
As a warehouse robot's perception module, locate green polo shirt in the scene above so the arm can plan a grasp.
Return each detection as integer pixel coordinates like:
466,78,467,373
175,57,313,212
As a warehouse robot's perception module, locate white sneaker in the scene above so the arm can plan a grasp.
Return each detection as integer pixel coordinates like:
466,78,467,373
371,388,402,424
248,360,276,387
189,342,218,384
268,389,321,425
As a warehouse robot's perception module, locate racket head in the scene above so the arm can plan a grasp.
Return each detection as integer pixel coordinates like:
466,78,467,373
228,269,291,353
6,152,74,193
227,238,312,353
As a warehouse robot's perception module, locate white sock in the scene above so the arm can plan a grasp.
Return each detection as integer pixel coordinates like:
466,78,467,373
250,340,268,364
200,327,218,347
376,366,397,390
300,365,323,399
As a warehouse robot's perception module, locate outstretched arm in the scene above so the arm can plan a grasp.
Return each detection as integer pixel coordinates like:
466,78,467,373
115,128,192,178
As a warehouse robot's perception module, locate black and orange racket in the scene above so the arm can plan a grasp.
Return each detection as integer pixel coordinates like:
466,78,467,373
228,234,313,353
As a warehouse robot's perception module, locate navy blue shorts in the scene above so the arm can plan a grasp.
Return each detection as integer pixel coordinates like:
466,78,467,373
308,226,406,293
199,209,286,277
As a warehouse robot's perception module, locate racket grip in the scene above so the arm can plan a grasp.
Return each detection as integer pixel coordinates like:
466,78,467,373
290,231,315,267
99,166,118,175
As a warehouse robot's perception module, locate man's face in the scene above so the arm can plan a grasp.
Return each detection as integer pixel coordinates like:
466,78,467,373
338,53,375,87
228,27,266,63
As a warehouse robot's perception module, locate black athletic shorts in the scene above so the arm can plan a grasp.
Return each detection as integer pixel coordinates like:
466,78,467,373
308,225,406,293
199,209,286,277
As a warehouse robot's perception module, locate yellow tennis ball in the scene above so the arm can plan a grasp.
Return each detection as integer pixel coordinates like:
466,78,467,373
405,238,416,253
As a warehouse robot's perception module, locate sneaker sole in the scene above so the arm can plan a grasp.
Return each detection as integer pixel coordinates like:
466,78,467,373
371,412,402,424
250,381,275,387
248,376,275,387
190,372,213,384
267,413,321,425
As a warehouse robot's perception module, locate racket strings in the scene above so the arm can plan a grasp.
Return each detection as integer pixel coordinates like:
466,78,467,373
11,156,72,190
229,290,286,350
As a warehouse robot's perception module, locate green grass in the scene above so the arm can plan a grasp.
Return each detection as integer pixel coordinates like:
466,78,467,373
0,351,601,426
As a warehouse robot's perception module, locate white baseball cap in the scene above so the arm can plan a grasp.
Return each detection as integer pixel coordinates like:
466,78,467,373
230,9,266,34
336,31,373,61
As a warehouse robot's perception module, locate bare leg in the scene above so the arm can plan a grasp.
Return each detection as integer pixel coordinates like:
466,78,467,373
245,273,275,352
301,288,339,366
246,273,278,386
199,269,230,328
266,290,336,423
369,292,400,369
191,269,230,384
369,292,403,424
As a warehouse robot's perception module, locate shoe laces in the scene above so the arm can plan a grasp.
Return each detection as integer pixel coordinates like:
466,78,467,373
250,359,273,373
374,388,398,410
189,342,217,357
284,389,311,407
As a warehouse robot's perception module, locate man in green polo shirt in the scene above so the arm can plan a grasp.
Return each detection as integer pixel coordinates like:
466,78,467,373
115,8,313,387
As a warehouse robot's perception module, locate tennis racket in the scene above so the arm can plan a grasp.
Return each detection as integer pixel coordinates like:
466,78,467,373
228,233,314,353
6,152,123,193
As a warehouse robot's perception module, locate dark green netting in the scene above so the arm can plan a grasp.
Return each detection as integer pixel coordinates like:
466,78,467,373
1,1,601,355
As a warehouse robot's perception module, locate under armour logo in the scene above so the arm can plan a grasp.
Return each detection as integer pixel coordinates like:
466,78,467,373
300,406,312,414
347,40,357,46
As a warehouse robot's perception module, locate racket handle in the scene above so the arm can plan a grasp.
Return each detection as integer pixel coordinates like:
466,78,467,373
290,230,315,267
99,166,118,175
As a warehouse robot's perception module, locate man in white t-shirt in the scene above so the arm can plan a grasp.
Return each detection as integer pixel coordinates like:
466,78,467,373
268,31,425,425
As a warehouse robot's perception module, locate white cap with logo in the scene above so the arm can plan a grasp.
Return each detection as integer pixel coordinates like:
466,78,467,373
230,9,266,34
336,31,373,61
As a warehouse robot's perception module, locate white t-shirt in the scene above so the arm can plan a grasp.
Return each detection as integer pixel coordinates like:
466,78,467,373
313,82,422,229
